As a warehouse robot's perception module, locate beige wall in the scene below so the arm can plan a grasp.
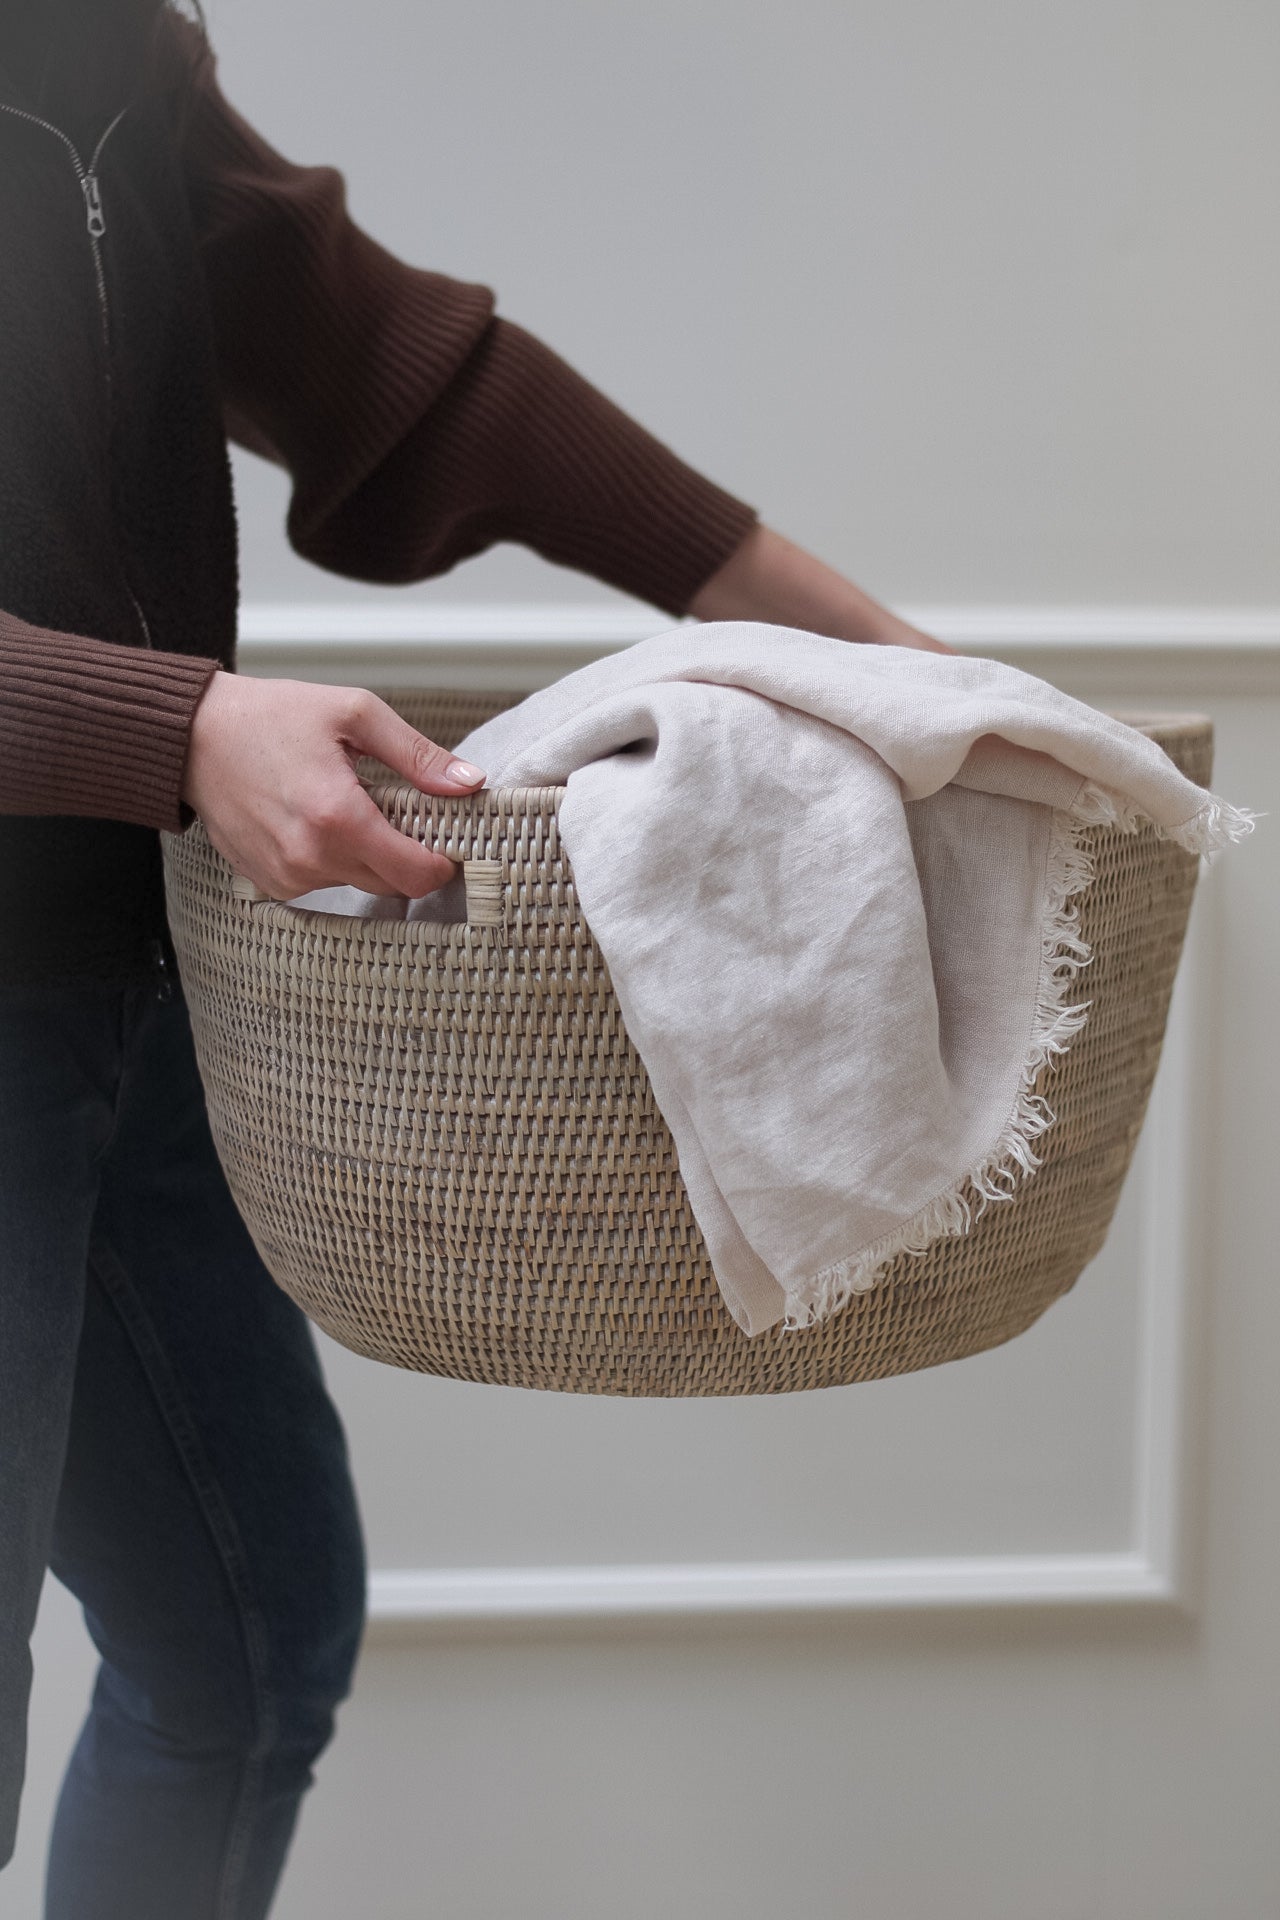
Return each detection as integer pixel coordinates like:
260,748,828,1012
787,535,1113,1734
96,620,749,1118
217,0,1280,612
11,1,1280,1914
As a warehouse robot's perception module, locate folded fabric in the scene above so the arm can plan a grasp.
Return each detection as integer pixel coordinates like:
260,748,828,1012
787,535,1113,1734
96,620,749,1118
296,624,1255,1338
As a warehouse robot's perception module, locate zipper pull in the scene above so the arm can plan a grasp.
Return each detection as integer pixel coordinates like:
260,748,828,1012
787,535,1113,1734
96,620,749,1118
81,173,106,238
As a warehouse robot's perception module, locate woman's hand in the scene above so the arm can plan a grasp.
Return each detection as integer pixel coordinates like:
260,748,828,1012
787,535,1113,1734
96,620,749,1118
688,523,957,655
181,673,486,900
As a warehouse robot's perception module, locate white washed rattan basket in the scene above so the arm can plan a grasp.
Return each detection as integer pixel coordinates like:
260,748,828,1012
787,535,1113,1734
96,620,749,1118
162,692,1211,1397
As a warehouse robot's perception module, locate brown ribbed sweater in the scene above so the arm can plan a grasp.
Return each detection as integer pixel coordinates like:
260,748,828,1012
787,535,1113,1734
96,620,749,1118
0,23,757,841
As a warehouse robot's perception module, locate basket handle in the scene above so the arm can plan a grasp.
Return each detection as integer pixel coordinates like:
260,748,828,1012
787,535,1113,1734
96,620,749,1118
230,858,505,928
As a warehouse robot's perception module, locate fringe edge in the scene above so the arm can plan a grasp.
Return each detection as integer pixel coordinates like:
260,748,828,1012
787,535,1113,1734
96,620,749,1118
1069,782,1260,859
779,779,1256,1333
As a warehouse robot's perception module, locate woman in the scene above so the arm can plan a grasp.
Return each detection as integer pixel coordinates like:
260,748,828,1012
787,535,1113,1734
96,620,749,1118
0,2,946,1913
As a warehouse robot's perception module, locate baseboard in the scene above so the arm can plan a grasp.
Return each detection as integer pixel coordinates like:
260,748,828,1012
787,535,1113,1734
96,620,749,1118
237,602,1280,696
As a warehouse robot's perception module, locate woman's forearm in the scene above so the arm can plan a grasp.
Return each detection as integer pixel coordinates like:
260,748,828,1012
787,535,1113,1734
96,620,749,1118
688,524,955,654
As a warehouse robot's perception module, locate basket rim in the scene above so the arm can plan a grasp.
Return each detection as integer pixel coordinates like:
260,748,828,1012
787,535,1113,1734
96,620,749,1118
180,712,1214,940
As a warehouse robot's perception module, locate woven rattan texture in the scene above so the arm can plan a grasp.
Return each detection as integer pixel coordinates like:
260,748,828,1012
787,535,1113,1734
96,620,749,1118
162,693,1211,1395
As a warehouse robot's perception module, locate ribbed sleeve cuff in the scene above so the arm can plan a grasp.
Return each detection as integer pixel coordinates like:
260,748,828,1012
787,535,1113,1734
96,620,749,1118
296,317,761,617
0,613,220,831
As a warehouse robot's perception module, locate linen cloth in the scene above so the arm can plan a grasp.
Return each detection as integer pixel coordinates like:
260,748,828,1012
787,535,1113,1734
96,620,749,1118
300,623,1254,1338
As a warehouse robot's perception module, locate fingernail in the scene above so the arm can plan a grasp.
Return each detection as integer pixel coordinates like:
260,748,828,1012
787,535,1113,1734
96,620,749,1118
446,761,486,787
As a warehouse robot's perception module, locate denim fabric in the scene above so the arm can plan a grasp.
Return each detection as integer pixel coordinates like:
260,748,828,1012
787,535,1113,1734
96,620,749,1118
0,956,366,1919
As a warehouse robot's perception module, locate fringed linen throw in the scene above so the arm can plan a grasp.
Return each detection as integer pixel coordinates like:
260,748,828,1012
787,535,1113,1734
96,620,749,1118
300,624,1255,1338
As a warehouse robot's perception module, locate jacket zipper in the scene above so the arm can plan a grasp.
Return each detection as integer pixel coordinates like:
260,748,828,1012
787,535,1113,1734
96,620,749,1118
0,99,154,648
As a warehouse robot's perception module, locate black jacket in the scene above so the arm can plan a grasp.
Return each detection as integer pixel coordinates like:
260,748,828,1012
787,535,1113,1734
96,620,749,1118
0,37,237,984
0,21,757,989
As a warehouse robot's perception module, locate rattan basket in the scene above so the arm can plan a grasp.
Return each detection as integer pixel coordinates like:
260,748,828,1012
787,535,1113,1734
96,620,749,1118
161,693,1211,1396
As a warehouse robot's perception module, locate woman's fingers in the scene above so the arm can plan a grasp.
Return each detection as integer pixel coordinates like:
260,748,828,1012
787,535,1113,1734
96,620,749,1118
338,786,460,899
240,846,455,906
183,676,485,898
344,691,486,796
232,788,458,901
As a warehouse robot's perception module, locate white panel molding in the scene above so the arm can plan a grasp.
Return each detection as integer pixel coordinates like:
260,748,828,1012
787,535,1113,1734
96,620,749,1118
356,875,1212,1636
366,1552,1170,1632
238,601,1280,696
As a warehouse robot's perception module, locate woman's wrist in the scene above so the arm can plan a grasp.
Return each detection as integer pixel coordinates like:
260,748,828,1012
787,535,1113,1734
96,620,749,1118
688,523,954,654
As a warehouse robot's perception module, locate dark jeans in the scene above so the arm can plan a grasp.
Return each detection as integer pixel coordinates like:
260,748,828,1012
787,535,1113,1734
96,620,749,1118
0,958,366,1919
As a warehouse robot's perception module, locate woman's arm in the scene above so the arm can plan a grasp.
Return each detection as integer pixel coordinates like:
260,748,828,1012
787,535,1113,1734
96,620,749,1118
168,21,946,902
174,24,757,618
689,524,955,654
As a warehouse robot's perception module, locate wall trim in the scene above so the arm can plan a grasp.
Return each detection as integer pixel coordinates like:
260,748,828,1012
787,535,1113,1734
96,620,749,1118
359,902,1208,1637
238,601,1280,695
366,1551,1169,1632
